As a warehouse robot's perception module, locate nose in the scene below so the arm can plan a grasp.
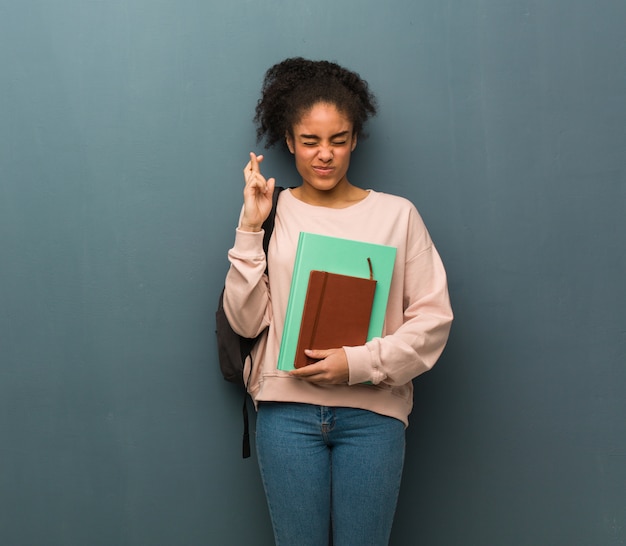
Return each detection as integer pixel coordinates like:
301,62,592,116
318,145,333,162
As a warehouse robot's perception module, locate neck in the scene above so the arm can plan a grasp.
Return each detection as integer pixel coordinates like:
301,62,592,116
292,181,369,209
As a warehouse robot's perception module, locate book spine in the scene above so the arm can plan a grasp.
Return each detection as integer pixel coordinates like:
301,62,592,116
309,272,328,349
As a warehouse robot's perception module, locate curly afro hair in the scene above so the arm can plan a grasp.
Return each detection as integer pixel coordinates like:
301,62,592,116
254,57,377,149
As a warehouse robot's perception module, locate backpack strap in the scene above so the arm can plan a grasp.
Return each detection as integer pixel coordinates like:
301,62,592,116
262,185,284,266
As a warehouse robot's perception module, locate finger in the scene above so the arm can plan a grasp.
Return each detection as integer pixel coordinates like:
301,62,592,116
243,167,264,191
289,363,321,377
249,152,261,173
290,367,320,380
243,158,254,183
291,367,333,385
304,349,331,360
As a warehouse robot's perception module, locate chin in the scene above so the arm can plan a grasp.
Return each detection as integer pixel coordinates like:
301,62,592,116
306,177,344,192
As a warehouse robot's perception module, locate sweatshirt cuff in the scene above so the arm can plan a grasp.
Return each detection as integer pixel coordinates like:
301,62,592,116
344,344,384,385
231,228,265,257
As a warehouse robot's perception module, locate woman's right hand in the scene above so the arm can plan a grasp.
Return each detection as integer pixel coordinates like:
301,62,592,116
239,152,276,232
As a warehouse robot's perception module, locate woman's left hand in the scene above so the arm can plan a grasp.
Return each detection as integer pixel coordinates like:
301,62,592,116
289,348,350,385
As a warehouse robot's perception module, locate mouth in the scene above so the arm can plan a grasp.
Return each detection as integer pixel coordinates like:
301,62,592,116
313,166,334,176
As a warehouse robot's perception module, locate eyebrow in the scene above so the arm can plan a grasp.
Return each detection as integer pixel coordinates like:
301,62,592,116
298,131,351,140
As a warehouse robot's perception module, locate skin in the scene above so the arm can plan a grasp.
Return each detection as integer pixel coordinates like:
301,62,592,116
240,102,369,384
286,102,368,208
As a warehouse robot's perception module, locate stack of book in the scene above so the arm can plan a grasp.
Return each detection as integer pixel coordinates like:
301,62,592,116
277,232,396,371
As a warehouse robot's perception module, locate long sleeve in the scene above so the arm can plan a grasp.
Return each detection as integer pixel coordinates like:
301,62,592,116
223,228,272,339
344,242,453,386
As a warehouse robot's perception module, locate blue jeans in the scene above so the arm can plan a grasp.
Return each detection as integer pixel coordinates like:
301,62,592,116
256,403,406,546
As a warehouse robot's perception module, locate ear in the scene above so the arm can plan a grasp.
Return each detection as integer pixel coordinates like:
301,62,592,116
285,132,295,154
351,132,358,152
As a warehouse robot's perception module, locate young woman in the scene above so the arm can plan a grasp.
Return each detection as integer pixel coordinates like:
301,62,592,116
223,57,453,546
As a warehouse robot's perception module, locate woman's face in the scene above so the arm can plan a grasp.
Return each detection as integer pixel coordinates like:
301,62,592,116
286,102,357,193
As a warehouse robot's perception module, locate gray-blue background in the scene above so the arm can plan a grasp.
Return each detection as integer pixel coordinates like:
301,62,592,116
1,1,624,544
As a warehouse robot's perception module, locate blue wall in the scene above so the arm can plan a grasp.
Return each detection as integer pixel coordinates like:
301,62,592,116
1,1,624,544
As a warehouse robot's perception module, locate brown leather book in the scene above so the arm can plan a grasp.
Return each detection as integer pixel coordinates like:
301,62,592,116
294,262,377,369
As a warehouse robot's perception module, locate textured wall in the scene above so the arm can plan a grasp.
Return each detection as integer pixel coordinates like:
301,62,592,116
1,1,624,544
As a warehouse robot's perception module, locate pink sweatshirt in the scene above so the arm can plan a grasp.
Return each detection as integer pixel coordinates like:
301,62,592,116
224,189,453,426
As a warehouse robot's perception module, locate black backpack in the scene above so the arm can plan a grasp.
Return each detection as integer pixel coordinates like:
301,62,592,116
215,186,284,458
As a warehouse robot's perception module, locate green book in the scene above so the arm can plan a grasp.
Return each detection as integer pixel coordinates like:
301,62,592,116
277,232,397,371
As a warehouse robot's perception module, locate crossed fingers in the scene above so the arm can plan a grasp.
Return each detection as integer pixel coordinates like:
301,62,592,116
244,153,269,193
